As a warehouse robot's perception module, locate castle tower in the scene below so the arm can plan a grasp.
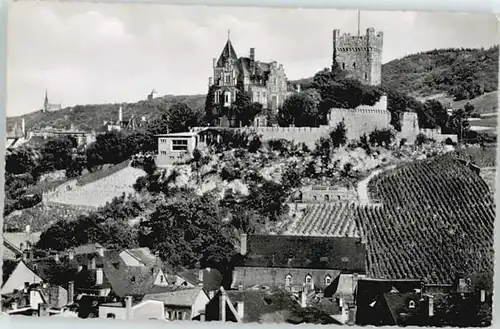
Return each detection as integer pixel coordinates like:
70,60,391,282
332,27,383,86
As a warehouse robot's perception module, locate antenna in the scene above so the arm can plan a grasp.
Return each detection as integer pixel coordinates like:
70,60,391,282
357,10,360,36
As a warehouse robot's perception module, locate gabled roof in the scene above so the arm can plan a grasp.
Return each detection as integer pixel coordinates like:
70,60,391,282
239,235,366,272
143,286,205,307
73,243,103,256
216,39,238,67
122,247,156,267
103,261,155,298
178,268,223,291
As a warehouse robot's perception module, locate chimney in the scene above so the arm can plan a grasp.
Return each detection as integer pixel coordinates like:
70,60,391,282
21,118,26,137
296,84,301,93
428,295,434,317
378,94,388,111
236,301,244,320
97,246,104,257
198,268,204,284
68,281,74,304
118,106,123,122
96,268,103,285
240,233,247,256
125,296,133,320
480,289,486,302
200,312,206,322
219,290,227,322
209,77,213,86
352,273,359,294
213,58,217,68
249,48,255,61
11,301,18,310
54,253,60,263
68,249,74,260
206,267,211,273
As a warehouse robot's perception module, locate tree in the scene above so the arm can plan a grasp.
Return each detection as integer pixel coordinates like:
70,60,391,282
140,190,234,269
369,128,396,148
329,120,347,148
231,84,253,127
279,90,321,127
166,102,203,133
85,131,130,169
5,147,40,175
40,136,77,172
204,85,220,126
418,99,448,129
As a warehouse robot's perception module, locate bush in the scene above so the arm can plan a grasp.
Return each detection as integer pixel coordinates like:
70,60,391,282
369,128,396,148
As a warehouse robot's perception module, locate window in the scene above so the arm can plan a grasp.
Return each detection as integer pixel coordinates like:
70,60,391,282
305,274,312,284
160,275,164,283
224,93,230,104
160,150,167,155
325,275,332,285
324,195,330,201
131,276,136,282
353,62,356,68
285,274,292,286
313,195,317,201
172,139,188,151
225,75,231,84
107,313,116,319
176,311,184,320
364,73,368,80
342,63,346,70
166,311,172,320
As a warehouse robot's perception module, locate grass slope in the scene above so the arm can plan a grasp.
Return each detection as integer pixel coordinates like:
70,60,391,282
360,156,494,284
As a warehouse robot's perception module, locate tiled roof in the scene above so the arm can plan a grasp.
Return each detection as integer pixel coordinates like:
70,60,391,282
124,247,156,267
178,268,223,291
103,261,155,298
143,286,204,307
240,235,366,272
216,39,238,67
226,289,298,323
287,203,360,237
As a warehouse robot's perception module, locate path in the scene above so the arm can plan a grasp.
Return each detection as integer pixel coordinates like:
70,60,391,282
357,165,396,205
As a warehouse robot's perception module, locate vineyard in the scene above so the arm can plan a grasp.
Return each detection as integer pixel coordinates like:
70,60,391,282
286,202,360,237
359,156,495,284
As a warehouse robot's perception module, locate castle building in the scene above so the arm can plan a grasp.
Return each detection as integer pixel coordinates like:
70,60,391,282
332,27,383,86
42,90,62,113
209,34,295,114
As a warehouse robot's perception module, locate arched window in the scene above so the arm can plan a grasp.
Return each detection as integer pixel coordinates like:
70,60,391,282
324,195,330,201
305,274,312,285
325,275,332,286
285,274,293,287
353,62,356,69
107,313,116,319
313,195,317,201
364,73,368,80
408,300,416,309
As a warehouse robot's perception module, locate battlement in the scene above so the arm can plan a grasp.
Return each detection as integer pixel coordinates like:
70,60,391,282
333,27,383,51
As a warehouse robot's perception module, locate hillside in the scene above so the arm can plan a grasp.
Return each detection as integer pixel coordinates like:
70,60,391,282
382,46,499,101
360,156,494,284
6,94,206,133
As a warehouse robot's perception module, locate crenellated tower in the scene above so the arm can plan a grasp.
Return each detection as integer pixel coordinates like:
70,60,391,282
332,27,383,86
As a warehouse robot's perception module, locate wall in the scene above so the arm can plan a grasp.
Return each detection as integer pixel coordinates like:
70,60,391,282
191,291,210,319
156,135,198,167
301,186,358,202
399,112,458,144
237,126,331,149
99,306,126,319
232,266,340,290
132,301,165,320
1,262,43,294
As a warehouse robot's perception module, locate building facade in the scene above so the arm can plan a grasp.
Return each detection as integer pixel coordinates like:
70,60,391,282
209,36,294,114
332,27,383,86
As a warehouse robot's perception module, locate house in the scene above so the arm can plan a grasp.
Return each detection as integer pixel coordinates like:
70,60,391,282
155,131,207,167
143,286,209,320
2,281,71,315
119,247,157,267
176,267,224,298
231,234,366,291
99,296,165,320
2,232,41,260
204,287,340,324
1,260,43,294
209,35,297,116
355,276,493,327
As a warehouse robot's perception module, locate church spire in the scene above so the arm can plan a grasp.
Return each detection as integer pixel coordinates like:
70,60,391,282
357,10,361,36
44,89,49,108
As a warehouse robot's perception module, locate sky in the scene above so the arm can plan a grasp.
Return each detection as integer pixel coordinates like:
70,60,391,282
6,2,499,117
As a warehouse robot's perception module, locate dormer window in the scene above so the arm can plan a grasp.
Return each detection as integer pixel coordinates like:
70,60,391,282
325,275,332,285
353,62,356,69
285,274,292,287
342,63,346,70
408,300,416,309
305,274,312,285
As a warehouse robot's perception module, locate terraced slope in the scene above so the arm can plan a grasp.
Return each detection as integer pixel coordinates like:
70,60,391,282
287,202,360,237
360,156,495,284
46,165,146,208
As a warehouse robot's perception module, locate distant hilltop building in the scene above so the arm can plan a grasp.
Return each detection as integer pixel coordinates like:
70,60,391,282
41,90,62,113
103,105,147,132
147,89,158,101
332,27,383,86
209,32,298,113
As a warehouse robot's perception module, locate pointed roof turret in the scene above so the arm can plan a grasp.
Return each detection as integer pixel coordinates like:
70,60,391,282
216,30,238,67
